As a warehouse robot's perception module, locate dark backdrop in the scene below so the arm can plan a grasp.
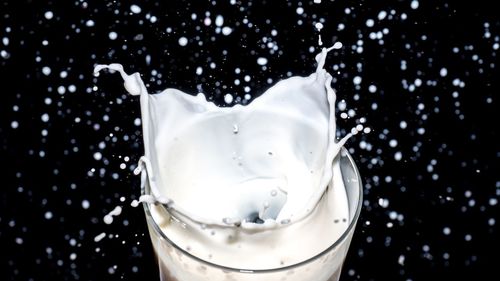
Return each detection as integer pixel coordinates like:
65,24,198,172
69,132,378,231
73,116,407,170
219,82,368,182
1,0,498,280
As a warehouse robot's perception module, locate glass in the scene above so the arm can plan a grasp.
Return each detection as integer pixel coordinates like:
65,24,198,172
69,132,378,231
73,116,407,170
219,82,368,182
142,147,362,281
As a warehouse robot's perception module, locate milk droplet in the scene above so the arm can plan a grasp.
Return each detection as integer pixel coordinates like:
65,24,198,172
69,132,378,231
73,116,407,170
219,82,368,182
196,67,203,75
332,42,343,49
315,22,324,31
82,200,90,209
44,211,53,220
411,0,419,9
440,68,448,77
42,66,51,76
130,4,141,14
398,255,405,266
215,15,224,27
178,37,188,46
353,76,362,85
103,215,113,224
41,113,49,122
131,200,140,207
389,139,398,147
44,11,54,20
443,227,451,235
224,94,233,104
94,232,106,242
394,151,402,161
93,152,102,161
103,206,122,224
378,11,387,20
221,27,233,36
257,57,268,66
109,31,118,40
378,198,389,208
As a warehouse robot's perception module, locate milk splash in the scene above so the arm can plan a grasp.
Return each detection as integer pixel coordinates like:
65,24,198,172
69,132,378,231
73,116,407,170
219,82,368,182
94,45,356,231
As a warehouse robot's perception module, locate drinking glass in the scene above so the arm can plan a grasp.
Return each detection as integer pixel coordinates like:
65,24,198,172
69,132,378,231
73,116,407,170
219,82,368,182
142,147,362,281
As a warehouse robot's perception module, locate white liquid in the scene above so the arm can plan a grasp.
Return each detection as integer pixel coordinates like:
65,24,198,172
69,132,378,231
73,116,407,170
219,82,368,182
95,45,356,270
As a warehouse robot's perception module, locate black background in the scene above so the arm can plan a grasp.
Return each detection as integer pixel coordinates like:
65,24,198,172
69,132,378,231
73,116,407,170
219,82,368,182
1,0,498,280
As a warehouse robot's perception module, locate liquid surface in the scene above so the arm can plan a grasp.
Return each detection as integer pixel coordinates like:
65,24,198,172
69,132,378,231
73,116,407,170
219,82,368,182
94,46,356,268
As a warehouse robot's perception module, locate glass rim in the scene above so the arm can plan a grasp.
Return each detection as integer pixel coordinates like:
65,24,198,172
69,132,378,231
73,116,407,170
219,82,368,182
141,146,363,273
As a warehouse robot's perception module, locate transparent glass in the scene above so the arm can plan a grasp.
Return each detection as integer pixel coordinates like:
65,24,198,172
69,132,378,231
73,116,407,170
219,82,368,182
142,147,362,281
